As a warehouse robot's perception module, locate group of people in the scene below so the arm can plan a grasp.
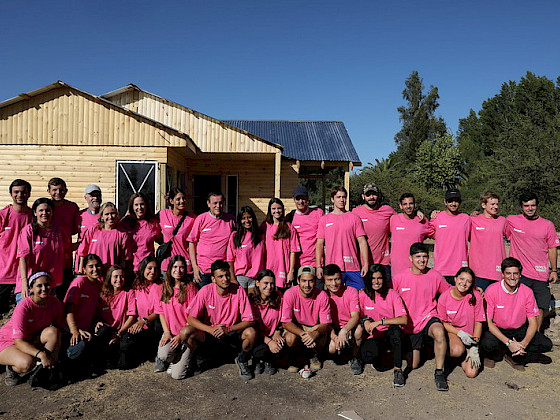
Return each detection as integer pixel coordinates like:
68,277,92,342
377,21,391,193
0,177,556,392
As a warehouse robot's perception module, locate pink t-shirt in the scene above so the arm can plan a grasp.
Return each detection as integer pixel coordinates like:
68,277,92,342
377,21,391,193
429,212,471,276
188,283,254,328
0,206,32,284
469,215,507,281
226,231,265,278
506,215,560,281
75,209,100,272
77,226,133,268
64,275,103,331
292,208,324,266
119,217,162,272
0,296,65,353
158,209,196,272
251,292,283,337
437,289,486,336
317,212,366,272
263,222,301,288
280,286,332,326
16,224,69,292
352,205,395,265
132,283,162,322
358,289,407,337
392,268,451,334
52,200,80,269
187,212,235,273
156,283,198,335
389,213,434,276
485,281,539,329
327,285,360,328
98,290,136,329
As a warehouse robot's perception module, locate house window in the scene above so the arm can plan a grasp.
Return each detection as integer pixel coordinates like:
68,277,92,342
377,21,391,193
116,161,158,216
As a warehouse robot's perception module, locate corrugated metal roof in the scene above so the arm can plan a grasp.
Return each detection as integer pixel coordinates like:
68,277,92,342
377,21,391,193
222,121,361,165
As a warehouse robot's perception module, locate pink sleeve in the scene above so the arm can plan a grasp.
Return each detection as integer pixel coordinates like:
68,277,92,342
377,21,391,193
436,293,449,322
154,298,163,315
186,216,202,244
504,217,512,240
474,293,486,322
238,287,254,322
485,291,496,321
350,288,360,314
318,292,332,324
187,290,204,319
16,225,31,258
525,291,539,318
436,272,452,294
316,216,325,240
392,292,407,316
122,232,134,261
77,227,94,257
127,291,137,316
353,214,366,238
427,219,437,239
546,222,560,249
425,220,435,238
10,303,27,340
290,226,301,253
226,232,235,262
280,291,293,323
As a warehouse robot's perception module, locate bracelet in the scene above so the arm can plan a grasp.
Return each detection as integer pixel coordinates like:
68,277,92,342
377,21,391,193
381,317,386,326
505,339,512,347
142,317,149,325
35,350,43,358
164,331,172,336
116,332,122,338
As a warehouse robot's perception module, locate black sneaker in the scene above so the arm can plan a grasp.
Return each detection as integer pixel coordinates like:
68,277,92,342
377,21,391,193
393,369,405,387
349,358,364,375
4,366,19,386
154,357,167,373
235,356,253,381
254,360,264,375
525,353,552,364
434,369,448,391
264,361,277,375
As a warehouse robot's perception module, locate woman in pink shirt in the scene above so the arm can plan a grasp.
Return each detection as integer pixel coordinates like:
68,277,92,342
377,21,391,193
437,267,485,378
262,198,300,290
0,272,65,386
119,193,162,273
227,206,265,292
249,269,284,375
154,255,199,380
77,202,132,274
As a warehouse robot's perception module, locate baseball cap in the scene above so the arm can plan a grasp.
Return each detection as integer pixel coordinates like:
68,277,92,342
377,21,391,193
293,186,309,198
445,188,462,201
85,184,101,195
297,265,316,277
363,183,380,195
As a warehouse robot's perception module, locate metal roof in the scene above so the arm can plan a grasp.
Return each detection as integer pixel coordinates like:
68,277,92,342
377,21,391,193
222,121,361,165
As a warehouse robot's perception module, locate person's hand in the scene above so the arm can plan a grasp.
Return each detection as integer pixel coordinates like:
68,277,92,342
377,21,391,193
267,339,283,353
21,283,29,299
210,325,227,338
417,209,425,221
364,320,380,335
129,319,146,334
316,267,323,279
475,287,485,298
465,346,481,369
94,322,105,333
430,210,441,219
457,330,477,346
287,270,294,285
337,328,350,350
360,265,368,277
159,331,172,347
169,334,181,350
508,338,525,355
109,333,121,345
272,331,285,347
470,210,480,217
193,267,203,284
300,332,316,348
549,271,558,284
38,350,55,368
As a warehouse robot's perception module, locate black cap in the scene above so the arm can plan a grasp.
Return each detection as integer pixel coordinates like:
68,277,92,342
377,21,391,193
445,188,462,201
293,186,309,198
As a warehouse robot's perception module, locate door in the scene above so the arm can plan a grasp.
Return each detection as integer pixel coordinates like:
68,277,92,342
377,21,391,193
193,175,221,215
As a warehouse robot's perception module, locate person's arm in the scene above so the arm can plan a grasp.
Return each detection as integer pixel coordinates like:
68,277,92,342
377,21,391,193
548,247,558,283
473,321,483,341
357,236,369,277
364,314,407,334
315,238,325,279
158,313,173,346
110,315,136,344
282,321,305,337
129,312,158,334
520,316,538,350
287,252,296,285
19,257,29,298
228,320,255,333
189,242,202,283
336,311,360,348
487,316,524,355
305,323,330,344
187,314,225,337
13,338,55,368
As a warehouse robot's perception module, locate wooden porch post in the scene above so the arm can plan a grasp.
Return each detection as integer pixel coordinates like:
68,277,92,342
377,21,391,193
274,150,281,198
344,162,350,210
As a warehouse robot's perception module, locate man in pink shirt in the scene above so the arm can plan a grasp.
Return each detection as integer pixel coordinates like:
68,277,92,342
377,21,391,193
74,185,103,272
0,179,32,313
282,265,332,374
316,186,369,290
188,192,235,288
392,242,450,391
429,188,471,284
469,192,507,291
184,260,256,381
506,192,559,331
480,257,552,370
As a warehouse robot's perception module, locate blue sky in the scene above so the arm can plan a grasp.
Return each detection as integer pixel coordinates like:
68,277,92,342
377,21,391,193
1,1,559,169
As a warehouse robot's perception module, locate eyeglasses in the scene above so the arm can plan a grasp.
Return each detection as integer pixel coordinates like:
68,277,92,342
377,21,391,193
295,196,308,201
364,191,378,197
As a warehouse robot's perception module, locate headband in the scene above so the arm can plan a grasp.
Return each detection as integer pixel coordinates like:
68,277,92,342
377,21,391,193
28,271,51,287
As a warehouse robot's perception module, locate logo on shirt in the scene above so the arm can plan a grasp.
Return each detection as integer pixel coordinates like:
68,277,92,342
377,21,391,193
395,227,405,230
513,228,524,233
27,318,34,323
202,228,212,232
343,256,354,263
446,310,457,314
80,294,89,298
4,227,10,230
208,305,216,309
496,266,501,272
92,239,98,242
475,227,485,230
438,225,447,228
462,261,468,267
365,306,374,310
535,266,547,272
35,241,43,245
326,223,334,227
294,225,301,229
497,305,505,309
240,245,247,248
164,225,173,229
361,219,368,222
294,308,300,312
401,288,411,292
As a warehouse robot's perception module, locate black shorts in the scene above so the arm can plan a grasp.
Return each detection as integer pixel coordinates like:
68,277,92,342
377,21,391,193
521,276,551,311
203,331,243,360
408,317,442,351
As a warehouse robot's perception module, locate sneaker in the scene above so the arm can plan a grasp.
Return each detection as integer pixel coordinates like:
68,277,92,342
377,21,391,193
235,356,253,381
264,361,277,376
309,356,322,372
298,367,312,379
5,366,20,386
525,353,552,364
166,363,173,375
434,369,449,391
154,357,167,373
393,369,405,387
288,365,300,373
483,358,496,369
254,360,264,375
349,358,364,375
504,354,525,371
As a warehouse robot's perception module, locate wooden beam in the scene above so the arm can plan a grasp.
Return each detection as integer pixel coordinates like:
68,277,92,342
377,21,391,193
274,150,281,198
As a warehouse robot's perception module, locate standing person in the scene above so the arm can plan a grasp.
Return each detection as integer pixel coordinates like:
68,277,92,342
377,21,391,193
188,192,235,288
392,242,451,391
226,206,265,293
262,198,301,290
158,187,197,277
429,188,471,284
469,192,507,290
355,265,408,387
17,198,69,302
506,193,559,330
480,257,553,370
47,178,80,297
352,184,395,277
0,179,32,313
77,202,132,274
437,268,485,378
316,187,369,290
74,185,103,272
119,192,162,272
389,193,433,277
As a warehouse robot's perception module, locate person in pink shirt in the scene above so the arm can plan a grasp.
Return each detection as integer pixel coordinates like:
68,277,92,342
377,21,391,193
437,267,485,378
506,192,559,331
154,255,199,380
316,186,369,290
227,206,265,292
74,185,103,273
389,193,433,277
323,264,362,374
282,266,331,376
17,198,69,302
188,192,235,288
0,272,65,387
184,260,256,381
429,188,471,284
119,192,162,273
77,202,133,274
392,242,451,391
158,187,197,276
249,269,285,375
469,192,507,290
480,257,552,370
0,179,32,313
355,264,408,387
95,265,137,370
262,198,301,290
